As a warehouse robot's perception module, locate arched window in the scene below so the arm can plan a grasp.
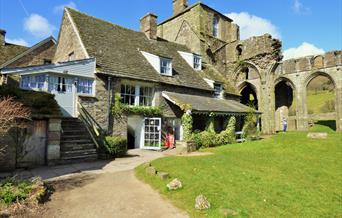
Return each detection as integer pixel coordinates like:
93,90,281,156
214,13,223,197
213,15,219,37
236,44,243,57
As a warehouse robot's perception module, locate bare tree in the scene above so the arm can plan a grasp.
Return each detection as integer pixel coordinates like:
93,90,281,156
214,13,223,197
0,97,31,159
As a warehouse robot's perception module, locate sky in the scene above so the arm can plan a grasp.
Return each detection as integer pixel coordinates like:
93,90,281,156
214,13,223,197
0,0,341,59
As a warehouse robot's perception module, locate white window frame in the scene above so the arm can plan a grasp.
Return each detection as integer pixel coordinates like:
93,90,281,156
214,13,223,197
214,83,223,98
121,83,154,107
77,78,94,95
160,58,172,76
20,74,46,91
193,54,202,71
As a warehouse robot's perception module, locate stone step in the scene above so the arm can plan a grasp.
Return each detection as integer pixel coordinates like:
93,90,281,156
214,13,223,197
61,149,97,158
61,134,92,140
60,143,96,151
61,139,94,144
62,129,89,135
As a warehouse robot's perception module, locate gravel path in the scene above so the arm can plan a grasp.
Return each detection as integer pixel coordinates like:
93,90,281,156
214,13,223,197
40,149,188,218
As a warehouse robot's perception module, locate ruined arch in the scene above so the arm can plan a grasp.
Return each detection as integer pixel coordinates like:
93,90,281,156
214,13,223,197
239,81,258,110
312,55,324,69
274,77,296,131
233,61,262,83
305,71,337,131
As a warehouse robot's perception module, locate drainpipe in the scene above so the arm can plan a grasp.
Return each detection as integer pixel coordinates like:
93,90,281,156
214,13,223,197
107,76,112,134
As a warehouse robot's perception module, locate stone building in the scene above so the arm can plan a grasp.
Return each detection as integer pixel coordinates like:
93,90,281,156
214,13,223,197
158,0,341,133
1,0,340,168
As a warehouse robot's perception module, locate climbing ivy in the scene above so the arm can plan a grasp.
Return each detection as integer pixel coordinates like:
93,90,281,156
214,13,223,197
112,93,162,118
181,112,193,141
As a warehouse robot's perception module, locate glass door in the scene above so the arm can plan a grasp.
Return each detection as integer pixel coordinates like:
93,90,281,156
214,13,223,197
143,118,161,150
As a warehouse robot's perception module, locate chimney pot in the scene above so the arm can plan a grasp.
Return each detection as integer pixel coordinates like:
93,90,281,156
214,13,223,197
173,0,188,16
140,13,158,40
0,29,6,46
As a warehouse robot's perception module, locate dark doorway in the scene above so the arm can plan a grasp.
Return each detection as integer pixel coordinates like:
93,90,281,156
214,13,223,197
240,83,258,109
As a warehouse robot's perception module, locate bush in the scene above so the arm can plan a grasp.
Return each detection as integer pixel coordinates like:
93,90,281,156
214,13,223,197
181,113,193,141
105,136,127,157
242,108,260,141
216,117,236,145
192,116,237,148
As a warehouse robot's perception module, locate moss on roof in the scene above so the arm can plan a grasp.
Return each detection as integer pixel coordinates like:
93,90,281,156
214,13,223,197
0,85,61,118
66,8,212,91
0,43,28,66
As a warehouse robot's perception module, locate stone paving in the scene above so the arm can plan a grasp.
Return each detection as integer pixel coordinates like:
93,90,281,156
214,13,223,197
0,149,175,181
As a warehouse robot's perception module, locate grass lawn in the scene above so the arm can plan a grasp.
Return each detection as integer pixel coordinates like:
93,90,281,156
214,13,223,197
135,127,342,217
307,90,335,114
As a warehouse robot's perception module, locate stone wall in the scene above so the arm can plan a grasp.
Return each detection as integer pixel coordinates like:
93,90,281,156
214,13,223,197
6,40,56,68
53,9,88,63
0,118,62,171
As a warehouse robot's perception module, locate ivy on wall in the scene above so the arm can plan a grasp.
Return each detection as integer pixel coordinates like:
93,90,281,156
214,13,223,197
112,93,162,118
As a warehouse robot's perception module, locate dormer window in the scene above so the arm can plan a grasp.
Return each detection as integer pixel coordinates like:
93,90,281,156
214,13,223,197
160,58,172,76
213,15,219,38
214,83,223,97
193,55,202,70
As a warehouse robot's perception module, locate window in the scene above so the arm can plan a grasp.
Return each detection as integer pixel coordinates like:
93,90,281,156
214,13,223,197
121,84,154,106
68,52,75,61
21,75,45,90
213,16,219,37
43,59,52,65
36,75,45,89
214,83,222,97
77,79,93,94
160,58,172,75
121,84,136,105
139,87,153,106
48,76,73,93
193,55,201,70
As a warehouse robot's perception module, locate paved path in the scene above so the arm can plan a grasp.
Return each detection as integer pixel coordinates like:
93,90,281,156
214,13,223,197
42,170,187,218
2,149,188,218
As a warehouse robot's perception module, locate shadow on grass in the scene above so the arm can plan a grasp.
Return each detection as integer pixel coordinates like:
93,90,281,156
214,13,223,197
315,120,336,131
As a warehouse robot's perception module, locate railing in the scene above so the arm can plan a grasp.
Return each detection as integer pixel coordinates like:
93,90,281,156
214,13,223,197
77,102,106,151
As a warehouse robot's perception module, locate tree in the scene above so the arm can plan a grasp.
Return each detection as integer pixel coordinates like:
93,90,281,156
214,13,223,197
0,97,31,162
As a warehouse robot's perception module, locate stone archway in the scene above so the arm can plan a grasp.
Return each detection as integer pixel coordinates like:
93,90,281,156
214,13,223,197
304,71,337,131
274,77,296,131
239,82,258,110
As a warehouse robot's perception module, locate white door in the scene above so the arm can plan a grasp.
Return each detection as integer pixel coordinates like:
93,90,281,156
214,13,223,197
50,76,76,117
142,118,161,150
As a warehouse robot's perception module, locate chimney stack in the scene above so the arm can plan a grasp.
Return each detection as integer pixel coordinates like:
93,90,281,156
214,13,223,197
140,13,158,40
173,0,188,15
0,29,6,46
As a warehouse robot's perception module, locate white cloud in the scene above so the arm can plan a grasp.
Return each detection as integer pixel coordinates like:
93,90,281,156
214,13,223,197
226,12,281,40
54,2,77,14
293,0,311,15
283,42,324,60
6,38,29,47
24,14,56,38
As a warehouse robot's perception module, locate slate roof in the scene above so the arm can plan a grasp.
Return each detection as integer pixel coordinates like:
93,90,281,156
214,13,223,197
0,43,28,66
1,36,56,68
163,91,260,115
66,8,212,91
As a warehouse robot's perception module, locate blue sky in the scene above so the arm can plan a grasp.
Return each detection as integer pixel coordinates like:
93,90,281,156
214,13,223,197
0,0,341,59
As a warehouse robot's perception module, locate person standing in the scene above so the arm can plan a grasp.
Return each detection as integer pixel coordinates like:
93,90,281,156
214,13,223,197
283,117,288,132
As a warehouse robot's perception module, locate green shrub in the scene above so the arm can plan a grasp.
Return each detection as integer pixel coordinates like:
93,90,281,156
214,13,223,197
216,116,236,145
242,108,260,141
0,179,32,205
198,130,216,148
105,136,127,157
181,113,193,141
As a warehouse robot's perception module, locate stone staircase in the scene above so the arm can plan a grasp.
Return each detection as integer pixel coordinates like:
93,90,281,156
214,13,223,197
60,118,98,163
